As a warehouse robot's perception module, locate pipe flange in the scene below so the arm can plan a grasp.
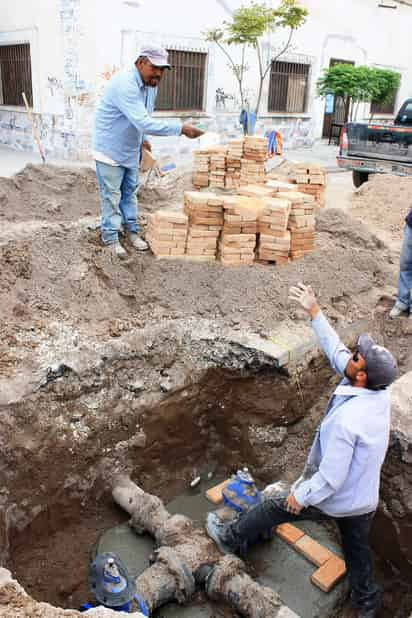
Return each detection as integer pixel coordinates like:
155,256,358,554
151,546,195,604
205,554,245,598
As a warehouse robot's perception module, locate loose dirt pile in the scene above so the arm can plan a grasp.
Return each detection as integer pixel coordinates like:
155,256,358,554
350,174,412,249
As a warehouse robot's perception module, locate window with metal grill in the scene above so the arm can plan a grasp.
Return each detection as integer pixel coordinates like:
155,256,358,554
155,50,206,112
268,61,309,113
0,43,33,107
370,91,398,115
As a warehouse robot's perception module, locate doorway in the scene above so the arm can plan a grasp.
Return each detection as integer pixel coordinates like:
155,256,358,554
322,58,355,139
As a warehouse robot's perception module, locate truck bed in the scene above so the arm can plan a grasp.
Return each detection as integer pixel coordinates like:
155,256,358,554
346,122,412,163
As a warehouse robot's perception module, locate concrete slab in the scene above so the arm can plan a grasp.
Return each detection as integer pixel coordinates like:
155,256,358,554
248,520,348,618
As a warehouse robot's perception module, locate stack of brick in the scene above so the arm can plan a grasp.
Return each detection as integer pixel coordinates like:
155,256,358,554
257,197,292,264
209,147,227,189
219,196,264,265
240,136,268,185
278,191,316,260
146,210,188,259
240,158,266,185
225,139,243,190
184,191,224,261
243,136,268,162
292,163,326,208
192,151,210,188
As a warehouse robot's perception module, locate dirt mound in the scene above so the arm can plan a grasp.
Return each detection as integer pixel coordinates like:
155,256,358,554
0,203,396,378
350,174,412,249
0,164,100,223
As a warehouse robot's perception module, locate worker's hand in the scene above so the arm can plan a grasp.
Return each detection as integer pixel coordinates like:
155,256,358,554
289,282,320,319
181,124,205,139
142,140,152,152
285,493,303,515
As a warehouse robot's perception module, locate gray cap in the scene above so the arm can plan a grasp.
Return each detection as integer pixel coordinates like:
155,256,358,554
138,45,171,69
358,334,398,389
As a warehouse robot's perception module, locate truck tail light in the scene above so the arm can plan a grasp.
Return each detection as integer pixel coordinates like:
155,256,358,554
340,127,348,155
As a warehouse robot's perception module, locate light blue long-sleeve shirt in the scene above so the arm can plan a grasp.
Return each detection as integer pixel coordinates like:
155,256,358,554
293,312,391,517
93,65,182,169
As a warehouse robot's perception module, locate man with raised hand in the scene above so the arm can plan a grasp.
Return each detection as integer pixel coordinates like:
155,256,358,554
206,283,398,618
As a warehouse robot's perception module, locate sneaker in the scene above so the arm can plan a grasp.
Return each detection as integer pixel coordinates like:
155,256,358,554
206,512,235,555
128,233,149,251
389,303,408,319
111,241,128,259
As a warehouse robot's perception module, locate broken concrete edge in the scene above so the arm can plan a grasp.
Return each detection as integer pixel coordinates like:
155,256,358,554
0,314,374,407
0,567,147,616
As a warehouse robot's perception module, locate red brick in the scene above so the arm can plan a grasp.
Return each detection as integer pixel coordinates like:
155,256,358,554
311,556,347,592
276,523,305,545
294,535,334,566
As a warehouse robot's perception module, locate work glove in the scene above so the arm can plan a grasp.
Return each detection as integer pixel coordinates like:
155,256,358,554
289,282,318,313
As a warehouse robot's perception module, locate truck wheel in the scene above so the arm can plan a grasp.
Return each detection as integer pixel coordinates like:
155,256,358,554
353,171,369,188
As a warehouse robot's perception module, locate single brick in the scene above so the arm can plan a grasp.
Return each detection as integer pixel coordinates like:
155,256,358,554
206,479,230,504
294,535,334,566
276,523,305,545
311,556,347,592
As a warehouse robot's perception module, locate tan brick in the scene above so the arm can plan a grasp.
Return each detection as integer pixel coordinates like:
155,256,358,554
311,556,347,592
276,523,305,545
294,535,334,566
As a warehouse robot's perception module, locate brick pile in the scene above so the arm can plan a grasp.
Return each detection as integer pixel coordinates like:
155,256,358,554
240,136,267,185
219,196,263,265
148,188,317,265
292,163,326,208
192,151,210,188
209,147,227,189
257,197,292,264
278,190,316,261
243,136,268,162
225,139,243,190
183,191,224,261
146,210,188,259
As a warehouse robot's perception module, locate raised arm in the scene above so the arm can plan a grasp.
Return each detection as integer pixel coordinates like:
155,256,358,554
289,283,351,376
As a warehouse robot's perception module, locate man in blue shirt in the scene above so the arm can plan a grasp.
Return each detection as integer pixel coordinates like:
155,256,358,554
207,283,398,618
94,46,203,258
390,208,412,319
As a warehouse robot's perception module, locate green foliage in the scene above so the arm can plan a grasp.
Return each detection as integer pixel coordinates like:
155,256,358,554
226,1,307,46
205,0,307,114
317,64,400,104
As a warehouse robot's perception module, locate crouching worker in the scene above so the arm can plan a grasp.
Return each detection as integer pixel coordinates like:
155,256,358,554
206,283,398,618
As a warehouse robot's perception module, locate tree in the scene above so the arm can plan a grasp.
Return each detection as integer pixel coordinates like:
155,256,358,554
205,0,307,114
317,64,401,122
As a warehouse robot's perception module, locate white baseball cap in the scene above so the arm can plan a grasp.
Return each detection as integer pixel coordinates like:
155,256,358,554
138,46,171,69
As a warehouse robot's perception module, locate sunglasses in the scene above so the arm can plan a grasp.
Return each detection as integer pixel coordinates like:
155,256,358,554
353,349,360,363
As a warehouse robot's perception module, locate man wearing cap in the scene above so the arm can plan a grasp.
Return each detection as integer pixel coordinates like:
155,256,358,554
207,283,398,618
93,47,203,258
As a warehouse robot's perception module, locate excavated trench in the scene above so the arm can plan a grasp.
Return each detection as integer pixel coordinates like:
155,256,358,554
2,343,412,617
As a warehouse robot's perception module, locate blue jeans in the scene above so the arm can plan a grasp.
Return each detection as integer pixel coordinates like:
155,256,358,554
224,493,381,614
95,161,139,244
396,223,412,311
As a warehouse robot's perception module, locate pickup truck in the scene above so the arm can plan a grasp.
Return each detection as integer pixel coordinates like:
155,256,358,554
337,98,412,187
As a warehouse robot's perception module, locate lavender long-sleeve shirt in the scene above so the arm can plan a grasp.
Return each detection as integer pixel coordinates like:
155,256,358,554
293,312,391,517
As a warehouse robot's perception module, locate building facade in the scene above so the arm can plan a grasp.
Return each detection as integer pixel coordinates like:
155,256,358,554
0,0,411,161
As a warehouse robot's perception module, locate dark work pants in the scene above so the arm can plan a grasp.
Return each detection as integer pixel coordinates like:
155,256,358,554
225,493,381,613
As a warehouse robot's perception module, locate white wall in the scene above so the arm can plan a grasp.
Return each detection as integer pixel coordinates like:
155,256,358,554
1,0,412,156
